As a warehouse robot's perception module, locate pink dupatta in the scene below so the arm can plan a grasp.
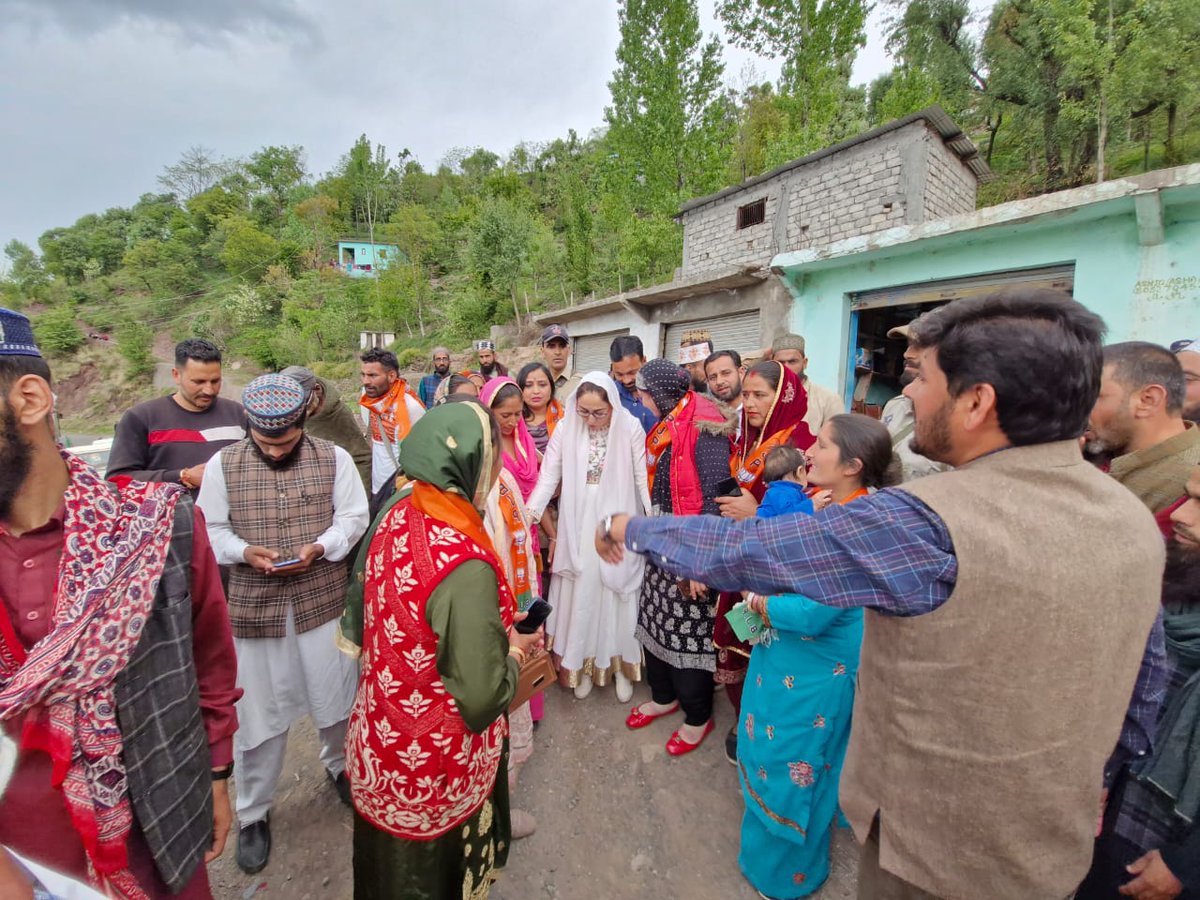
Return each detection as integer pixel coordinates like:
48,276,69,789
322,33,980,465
481,377,540,500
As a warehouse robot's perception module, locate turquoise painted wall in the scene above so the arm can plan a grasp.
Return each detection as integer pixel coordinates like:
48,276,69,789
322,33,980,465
782,195,1200,394
337,241,400,277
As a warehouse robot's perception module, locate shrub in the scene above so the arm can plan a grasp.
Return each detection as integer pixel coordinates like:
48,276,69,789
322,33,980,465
34,307,85,355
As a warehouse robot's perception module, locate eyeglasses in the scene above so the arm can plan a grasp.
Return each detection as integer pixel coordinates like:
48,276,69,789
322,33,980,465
576,406,611,420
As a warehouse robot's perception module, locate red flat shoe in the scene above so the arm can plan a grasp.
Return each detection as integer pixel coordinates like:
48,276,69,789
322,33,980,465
665,719,715,756
625,703,680,730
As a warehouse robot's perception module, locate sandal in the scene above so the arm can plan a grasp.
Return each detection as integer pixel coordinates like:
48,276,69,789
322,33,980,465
625,702,680,729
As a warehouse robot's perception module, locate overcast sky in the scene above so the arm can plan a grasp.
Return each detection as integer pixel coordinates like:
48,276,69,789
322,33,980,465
0,0,908,251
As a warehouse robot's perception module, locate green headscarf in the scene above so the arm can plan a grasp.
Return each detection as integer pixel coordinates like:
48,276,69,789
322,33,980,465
337,403,497,657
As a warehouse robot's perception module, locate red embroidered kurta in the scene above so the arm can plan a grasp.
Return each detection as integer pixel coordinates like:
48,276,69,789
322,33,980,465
346,501,514,840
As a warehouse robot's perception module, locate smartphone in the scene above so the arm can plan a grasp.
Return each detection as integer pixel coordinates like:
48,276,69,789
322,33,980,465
272,557,303,569
715,476,742,498
515,599,553,634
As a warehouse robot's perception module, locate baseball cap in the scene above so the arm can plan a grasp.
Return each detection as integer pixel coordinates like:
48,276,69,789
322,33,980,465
540,324,570,345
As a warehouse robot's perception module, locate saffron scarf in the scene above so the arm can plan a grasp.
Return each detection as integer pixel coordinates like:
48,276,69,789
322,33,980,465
546,399,564,436
731,362,816,500
0,452,183,900
359,378,421,447
485,469,539,612
481,377,540,500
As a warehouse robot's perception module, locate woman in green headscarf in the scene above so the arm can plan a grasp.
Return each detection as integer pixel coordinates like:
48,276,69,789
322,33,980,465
340,402,545,900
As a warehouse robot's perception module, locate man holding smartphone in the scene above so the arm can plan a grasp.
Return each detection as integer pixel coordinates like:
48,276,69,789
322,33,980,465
197,374,369,876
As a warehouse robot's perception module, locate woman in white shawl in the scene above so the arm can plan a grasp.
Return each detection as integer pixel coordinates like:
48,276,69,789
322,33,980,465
527,372,651,702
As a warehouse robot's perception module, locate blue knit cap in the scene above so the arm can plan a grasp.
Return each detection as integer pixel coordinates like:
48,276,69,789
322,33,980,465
242,374,307,434
0,308,42,358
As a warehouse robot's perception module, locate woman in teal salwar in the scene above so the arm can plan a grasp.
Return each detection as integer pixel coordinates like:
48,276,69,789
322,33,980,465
737,414,899,899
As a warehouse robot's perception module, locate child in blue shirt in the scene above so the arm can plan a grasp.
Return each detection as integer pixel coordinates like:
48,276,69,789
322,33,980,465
756,445,817,519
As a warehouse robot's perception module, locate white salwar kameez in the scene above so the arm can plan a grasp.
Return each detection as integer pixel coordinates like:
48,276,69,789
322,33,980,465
527,373,650,688
198,443,369,824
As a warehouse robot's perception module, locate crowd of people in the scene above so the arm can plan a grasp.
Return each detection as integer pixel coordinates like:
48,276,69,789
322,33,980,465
0,295,1198,900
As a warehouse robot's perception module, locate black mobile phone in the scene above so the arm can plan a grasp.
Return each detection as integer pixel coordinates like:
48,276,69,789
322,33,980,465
515,599,553,634
715,476,742,498
273,557,303,569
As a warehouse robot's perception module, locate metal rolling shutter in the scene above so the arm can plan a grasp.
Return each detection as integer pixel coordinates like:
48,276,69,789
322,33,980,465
850,264,1075,310
663,310,761,362
572,330,629,375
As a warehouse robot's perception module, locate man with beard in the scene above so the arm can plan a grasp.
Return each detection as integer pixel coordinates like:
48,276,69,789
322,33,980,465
704,349,745,438
197,374,368,875
359,347,425,495
770,333,845,438
1173,339,1200,425
475,339,508,378
881,321,950,482
609,335,657,432
1088,342,1200,515
678,330,713,394
418,346,452,409
1078,464,1200,900
0,309,241,898
107,338,246,493
597,290,1167,899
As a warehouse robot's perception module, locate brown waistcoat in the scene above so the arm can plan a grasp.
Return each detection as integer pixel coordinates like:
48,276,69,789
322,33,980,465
223,435,347,639
839,440,1164,899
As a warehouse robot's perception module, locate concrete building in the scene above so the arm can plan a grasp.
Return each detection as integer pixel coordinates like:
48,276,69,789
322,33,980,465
338,239,400,277
772,163,1200,408
537,107,989,373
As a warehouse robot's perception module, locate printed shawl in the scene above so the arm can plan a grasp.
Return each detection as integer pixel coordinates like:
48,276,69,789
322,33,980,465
359,378,421,448
646,392,730,516
485,469,539,612
0,452,183,900
732,362,816,500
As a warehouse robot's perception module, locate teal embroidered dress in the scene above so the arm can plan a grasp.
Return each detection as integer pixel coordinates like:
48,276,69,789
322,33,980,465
738,594,863,898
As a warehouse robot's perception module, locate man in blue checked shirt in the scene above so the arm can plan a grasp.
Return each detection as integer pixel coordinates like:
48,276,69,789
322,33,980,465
597,289,1167,900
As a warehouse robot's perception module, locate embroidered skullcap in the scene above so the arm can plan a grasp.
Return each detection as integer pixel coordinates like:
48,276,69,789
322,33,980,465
637,358,691,415
772,333,806,355
1172,338,1200,355
279,365,318,396
0,308,42,358
475,339,496,351
242,374,306,434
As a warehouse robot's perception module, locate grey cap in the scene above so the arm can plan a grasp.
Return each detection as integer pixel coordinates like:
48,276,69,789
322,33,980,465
279,365,318,395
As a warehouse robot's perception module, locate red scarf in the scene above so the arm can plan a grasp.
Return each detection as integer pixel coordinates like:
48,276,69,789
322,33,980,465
0,453,183,900
646,392,729,516
731,362,816,500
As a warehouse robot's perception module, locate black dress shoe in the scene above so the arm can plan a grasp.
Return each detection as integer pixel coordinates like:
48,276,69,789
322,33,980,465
236,818,271,874
724,726,738,765
330,769,352,807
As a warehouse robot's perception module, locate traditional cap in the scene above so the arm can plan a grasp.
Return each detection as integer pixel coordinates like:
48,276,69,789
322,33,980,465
1171,338,1200,355
0,308,42,358
771,333,806,354
279,365,318,395
475,339,496,351
242,374,307,434
678,342,712,365
887,323,912,340
540,324,570,345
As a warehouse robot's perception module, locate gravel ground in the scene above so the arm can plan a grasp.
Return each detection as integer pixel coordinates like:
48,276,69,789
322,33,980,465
207,681,858,900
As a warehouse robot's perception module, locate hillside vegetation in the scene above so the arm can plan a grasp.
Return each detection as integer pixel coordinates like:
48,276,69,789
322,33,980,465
4,0,1197,398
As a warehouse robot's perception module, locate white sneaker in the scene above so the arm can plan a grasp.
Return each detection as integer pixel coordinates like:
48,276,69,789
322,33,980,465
573,675,593,699
614,672,633,703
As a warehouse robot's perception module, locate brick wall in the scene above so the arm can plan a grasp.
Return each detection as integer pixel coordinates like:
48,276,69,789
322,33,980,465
679,120,979,277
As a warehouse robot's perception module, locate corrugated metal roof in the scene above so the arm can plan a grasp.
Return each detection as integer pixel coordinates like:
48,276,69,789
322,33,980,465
677,105,993,217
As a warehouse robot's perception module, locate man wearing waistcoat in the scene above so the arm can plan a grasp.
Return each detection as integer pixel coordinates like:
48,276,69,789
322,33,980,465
597,290,1168,899
0,308,241,899
198,374,369,875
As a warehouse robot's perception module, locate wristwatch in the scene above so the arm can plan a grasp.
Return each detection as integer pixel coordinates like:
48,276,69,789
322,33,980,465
602,515,614,542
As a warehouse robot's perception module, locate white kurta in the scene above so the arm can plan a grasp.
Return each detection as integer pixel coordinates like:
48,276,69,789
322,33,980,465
197,442,369,751
360,393,426,493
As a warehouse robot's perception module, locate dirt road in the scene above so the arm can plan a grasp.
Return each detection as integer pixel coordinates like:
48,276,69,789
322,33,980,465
207,682,858,900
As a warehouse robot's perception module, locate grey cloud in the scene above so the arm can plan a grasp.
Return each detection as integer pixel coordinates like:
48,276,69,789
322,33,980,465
0,0,318,44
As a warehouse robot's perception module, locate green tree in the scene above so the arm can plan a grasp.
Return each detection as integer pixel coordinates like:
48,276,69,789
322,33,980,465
467,196,534,324
3,240,49,296
158,145,234,202
719,0,869,161
33,306,84,355
219,218,281,281
247,145,307,225
116,321,155,380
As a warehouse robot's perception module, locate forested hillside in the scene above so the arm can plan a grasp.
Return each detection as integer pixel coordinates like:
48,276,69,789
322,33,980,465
3,0,1197,388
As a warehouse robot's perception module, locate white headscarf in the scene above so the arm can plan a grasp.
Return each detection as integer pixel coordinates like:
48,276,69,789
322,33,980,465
536,371,649,595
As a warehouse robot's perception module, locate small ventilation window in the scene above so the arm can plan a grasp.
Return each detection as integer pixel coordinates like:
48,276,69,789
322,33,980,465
737,198,767,230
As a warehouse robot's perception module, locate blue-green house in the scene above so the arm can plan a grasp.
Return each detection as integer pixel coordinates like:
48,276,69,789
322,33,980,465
772,163,1200,407
337,239,400,277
